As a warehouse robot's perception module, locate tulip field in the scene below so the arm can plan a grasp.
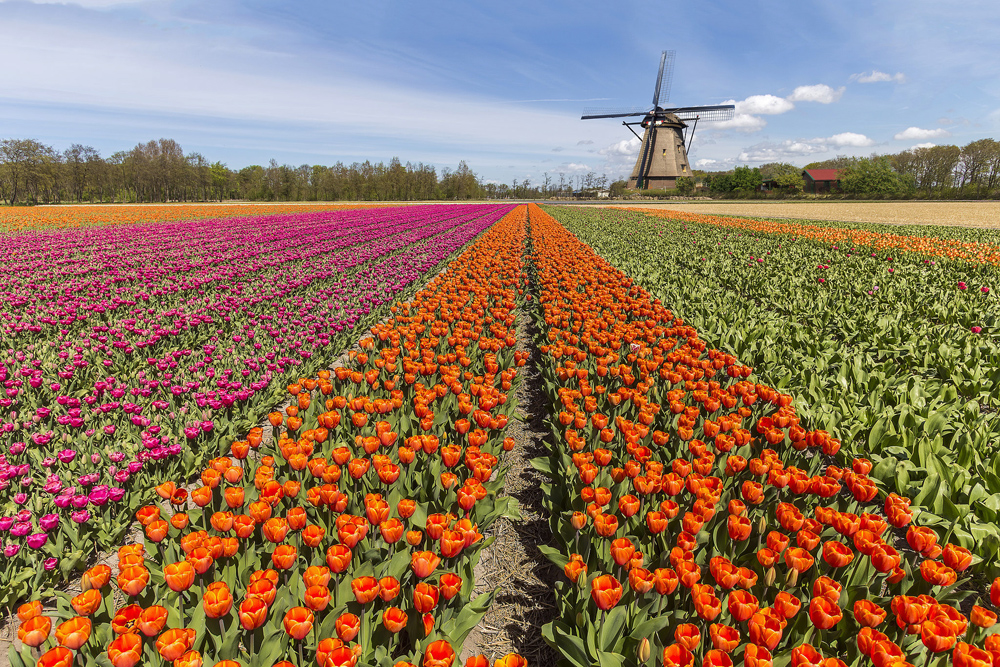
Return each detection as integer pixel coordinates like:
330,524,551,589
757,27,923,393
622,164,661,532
4,201,1000,667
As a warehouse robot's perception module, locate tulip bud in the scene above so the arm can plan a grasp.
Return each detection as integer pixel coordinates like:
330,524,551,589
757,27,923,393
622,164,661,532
575,611,585,629
637,637,651,663
764,567,776,587
757,516,767,534
785,568,798,587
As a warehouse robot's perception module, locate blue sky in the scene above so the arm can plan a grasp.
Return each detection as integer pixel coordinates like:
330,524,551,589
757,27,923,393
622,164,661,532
1,0,998,185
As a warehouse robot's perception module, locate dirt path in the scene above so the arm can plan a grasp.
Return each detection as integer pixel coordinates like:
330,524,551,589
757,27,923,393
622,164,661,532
460,260,559,665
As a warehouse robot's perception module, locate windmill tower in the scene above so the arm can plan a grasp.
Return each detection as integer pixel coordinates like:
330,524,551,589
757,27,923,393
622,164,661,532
582,51,735,190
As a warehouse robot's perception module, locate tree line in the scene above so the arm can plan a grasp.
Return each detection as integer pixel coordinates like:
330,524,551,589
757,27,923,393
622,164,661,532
697,138,1000,198
0,137,564,204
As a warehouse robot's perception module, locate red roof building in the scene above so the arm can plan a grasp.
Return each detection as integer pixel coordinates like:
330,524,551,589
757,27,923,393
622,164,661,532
802,169,841,194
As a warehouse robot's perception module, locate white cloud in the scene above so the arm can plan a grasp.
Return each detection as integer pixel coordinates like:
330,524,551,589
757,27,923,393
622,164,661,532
599,137,641,157
577,139,594,145
851,70,906,84
696,158,723,168
735,131,874,163
711,113,767,132
911,143,937,149
562,163,593,173
787,84,845,104
827,132,875,147
893,127,951,140
735,94,794,115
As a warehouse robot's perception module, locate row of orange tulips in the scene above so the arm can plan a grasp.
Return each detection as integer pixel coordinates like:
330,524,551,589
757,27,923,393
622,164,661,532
634,208,1000,265
524,204,999,667
12,207,532,667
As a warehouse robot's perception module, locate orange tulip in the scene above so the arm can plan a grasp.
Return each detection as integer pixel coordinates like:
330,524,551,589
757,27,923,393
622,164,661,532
247,579,277,608
81,564,112,591
920,619,957,653
326,544,353,573
727,590,759,622
674,623,700,650
335,613,360,642
305,585,331,611
117,565,150,596
36,647,73,667
743,644,772,667
702,649,733,667
283,607,314,640
271,544,297,570
164,560,196,592
921,559,957,586
422,640,456,667
971,604,998,629
748,611,782,650
173,650,203,667
943,543,973,572
789,644,822,666
773,592,801,620
411,551,442,578
414,581,439,613
107,633,143,667
302,524,325,548
19,615,52,647
821,541,854,568
17,600,42,622
661,643,694,667
808,596,842,630
590,574,623,611
156,628,196,661
439,573,462,600
709,623,739,652
137,605,168,637
238,597,268,630
853,600,886,628
54,616,91,650
351,576,380,604
383,606,408,633
203,582,234,618
71,589,102,616
565,557,587,584
784,547,814,573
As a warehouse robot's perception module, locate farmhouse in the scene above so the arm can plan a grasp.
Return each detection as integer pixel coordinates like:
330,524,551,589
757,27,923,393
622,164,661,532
802,168,842,194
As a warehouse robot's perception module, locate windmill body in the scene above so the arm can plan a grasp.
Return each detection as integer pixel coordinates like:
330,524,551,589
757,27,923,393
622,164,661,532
627,112,689,190
582,51,735,191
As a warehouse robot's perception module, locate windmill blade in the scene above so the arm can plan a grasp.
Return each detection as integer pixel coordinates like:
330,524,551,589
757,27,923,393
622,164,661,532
581,106,651,120
652,50,675,108
665,105,736,122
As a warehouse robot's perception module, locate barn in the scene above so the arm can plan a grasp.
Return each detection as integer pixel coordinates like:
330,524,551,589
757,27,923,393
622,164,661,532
802,169,842,194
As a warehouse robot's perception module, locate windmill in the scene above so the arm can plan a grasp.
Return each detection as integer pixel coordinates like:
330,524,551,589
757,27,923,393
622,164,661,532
582,51,735,190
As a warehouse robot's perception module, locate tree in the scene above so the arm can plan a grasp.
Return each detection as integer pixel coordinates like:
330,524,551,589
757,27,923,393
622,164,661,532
210,162,231,201
758,162,800,181
731,165,763,193
675,177,695,196
609,180,628,198
957,139,1000,193
706,173,733,193
774,172,803,192
0,139,57,204
839,156,906,194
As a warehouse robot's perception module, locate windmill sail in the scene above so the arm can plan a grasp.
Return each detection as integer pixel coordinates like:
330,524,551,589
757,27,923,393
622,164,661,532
651,51,675,109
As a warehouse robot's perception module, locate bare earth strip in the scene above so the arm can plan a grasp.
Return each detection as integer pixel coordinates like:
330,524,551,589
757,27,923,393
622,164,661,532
583,201,1000,229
